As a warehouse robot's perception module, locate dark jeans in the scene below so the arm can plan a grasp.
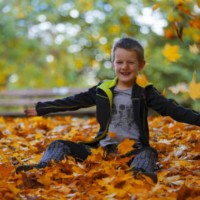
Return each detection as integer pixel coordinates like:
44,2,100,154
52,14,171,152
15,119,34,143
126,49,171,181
39,140,91,163
39,140,158,173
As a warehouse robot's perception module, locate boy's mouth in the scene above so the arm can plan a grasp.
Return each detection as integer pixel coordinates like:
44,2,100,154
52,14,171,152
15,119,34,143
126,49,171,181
120,72,131,76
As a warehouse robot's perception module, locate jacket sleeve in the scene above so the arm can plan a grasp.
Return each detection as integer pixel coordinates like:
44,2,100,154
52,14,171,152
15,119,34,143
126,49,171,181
35,85,97,116
146,85,200,126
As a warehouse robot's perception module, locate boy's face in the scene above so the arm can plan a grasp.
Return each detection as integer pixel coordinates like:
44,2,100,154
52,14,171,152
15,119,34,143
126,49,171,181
112,47,145,89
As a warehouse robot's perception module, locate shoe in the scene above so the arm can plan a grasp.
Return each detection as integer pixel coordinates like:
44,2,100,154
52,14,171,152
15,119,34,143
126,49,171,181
16,162,47,173
141,171,158,183
133,168,158,183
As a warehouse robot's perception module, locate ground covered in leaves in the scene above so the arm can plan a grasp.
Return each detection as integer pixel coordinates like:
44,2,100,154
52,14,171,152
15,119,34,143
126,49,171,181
0,115,200,200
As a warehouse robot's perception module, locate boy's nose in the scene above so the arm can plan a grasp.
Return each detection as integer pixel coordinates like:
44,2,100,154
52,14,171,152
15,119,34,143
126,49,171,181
122,63,128,69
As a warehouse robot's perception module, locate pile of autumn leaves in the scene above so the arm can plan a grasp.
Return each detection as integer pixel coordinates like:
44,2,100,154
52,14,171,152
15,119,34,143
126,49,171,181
0,115,200,200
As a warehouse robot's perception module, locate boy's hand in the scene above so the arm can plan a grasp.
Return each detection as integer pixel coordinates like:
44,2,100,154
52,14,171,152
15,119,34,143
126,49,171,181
24,108,37,116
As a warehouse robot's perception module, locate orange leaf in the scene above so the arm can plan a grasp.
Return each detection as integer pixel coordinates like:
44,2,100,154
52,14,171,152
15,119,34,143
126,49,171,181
197,0,200,8
164,28,175,39
152,3,160,11
162,43,182,62
107,132,117,138
188,71,200,100
0,163,15,179
136,72,149,87
189,18,200,29
117,138,135,155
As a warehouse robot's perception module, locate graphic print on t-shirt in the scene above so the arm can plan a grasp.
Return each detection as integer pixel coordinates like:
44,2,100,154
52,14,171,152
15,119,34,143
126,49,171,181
100,87,140,147
108,88,140,141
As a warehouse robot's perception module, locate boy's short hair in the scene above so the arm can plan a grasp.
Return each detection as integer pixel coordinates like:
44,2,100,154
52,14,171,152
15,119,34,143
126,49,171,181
111,37,144,62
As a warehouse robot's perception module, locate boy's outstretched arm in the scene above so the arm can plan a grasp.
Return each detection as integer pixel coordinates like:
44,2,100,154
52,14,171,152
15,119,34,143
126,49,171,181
24,108,38,116
146,86,200,126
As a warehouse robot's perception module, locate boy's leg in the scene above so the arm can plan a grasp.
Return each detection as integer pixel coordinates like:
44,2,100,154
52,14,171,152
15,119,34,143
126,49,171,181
16,140,91,173
39,140,91,164
129,147,159,183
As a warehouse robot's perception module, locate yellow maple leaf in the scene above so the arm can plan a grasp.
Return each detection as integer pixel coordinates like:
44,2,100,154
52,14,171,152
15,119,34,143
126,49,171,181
188,71,200,100
136,72,149,87
162,44,182,62
117,138,135,155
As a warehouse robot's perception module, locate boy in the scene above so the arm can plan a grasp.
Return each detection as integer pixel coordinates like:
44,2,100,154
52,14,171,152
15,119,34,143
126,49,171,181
16,37,200,183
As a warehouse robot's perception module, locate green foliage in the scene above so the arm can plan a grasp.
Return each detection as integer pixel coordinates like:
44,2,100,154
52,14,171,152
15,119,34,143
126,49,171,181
0,0,199,108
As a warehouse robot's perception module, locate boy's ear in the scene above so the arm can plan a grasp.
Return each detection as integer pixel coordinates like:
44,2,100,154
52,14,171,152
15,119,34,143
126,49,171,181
139,60,146,70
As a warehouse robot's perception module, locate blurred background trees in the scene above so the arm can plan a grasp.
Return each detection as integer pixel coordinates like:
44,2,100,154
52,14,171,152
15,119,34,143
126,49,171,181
0,0,200,109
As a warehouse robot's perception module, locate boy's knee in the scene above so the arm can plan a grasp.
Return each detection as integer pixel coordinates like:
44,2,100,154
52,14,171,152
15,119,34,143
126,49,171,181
48,140,68,149
47,140,71,154
129,146,158,172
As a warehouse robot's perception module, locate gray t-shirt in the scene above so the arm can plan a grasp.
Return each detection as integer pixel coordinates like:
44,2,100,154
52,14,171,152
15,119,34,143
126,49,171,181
100,87,140,147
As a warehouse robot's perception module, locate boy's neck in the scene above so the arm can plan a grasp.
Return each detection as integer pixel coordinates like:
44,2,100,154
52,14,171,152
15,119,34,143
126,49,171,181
116,80,136,90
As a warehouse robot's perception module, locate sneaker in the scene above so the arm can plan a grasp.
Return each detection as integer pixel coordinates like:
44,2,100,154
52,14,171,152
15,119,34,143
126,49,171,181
16,162,47,173
141,171,158,183
133,168,158,183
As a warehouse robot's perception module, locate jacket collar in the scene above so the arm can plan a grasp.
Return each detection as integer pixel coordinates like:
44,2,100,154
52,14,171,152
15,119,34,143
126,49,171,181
97,77,117,109
97,76,152,107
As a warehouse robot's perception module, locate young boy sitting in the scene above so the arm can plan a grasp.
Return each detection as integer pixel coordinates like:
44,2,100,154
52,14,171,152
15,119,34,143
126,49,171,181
16,37,200,183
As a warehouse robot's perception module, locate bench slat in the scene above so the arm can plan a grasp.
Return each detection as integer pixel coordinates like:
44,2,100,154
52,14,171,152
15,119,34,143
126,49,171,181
0,88,94,117
0,88,86,97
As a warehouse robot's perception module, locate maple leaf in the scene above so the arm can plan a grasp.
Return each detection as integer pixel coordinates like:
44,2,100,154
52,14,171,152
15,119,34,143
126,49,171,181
117,138,135,155
188,71,200,100
189,44,200,54
136,72,149,87
0,163,15,179
168,83,189,95
1,115,200,199
162,43,182,62
87,146,104,162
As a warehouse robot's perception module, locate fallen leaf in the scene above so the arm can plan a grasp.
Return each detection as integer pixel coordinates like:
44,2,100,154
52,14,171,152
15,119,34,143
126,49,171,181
117,138,135,155
0,115,199,199
0,163,15,179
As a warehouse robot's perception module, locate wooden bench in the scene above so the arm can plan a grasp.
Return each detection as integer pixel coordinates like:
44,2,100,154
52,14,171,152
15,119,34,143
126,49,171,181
0,87,95,117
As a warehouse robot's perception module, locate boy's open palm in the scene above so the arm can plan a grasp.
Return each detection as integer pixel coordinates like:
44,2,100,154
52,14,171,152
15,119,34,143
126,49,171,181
24,108,37,116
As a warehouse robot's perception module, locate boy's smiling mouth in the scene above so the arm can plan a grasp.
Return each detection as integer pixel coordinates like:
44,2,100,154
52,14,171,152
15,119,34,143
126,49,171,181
120,72,131,76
